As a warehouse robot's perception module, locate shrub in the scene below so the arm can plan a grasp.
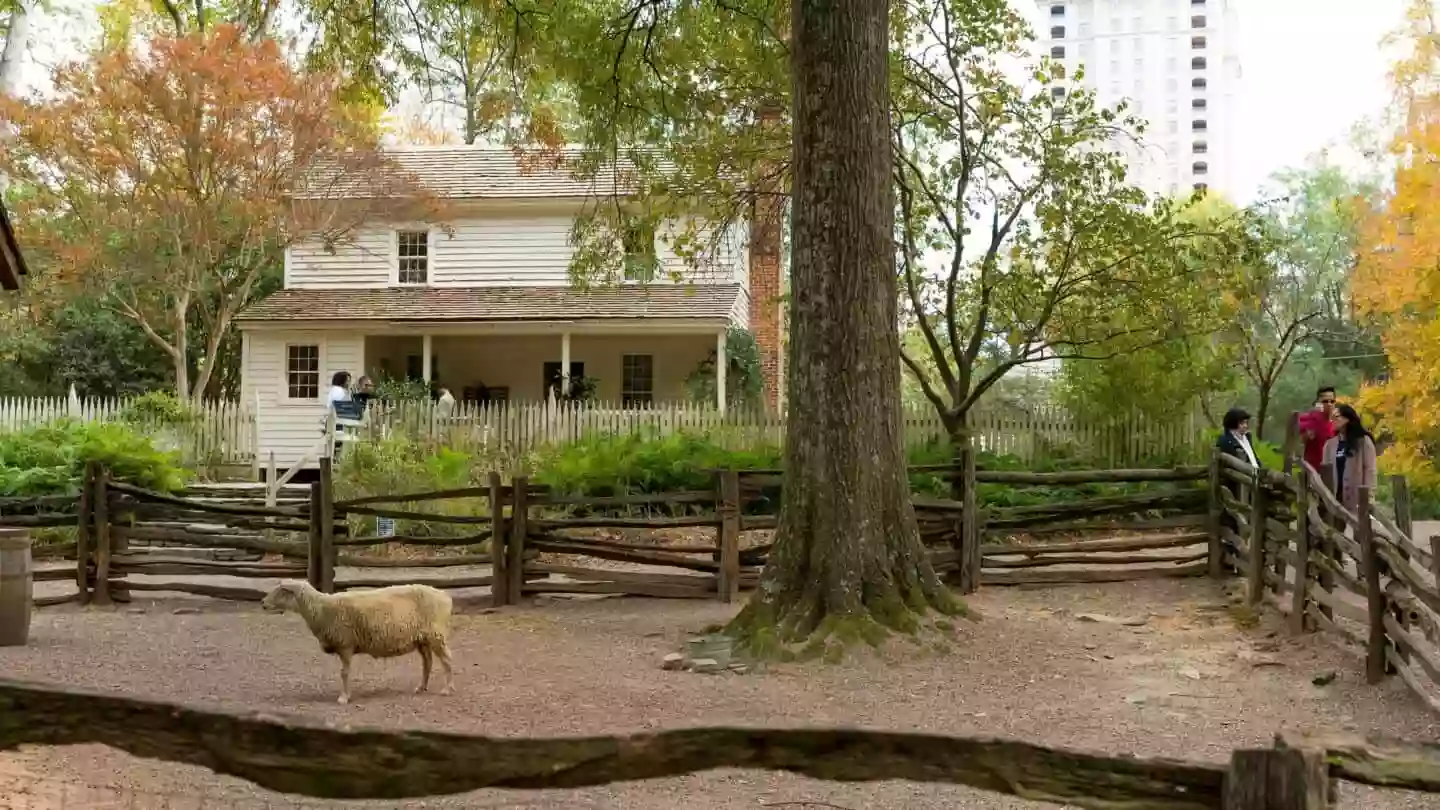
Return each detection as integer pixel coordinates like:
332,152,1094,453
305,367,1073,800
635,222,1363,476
334,431,513,538
0,419,190,496
118,390,195,426
532,430,782,496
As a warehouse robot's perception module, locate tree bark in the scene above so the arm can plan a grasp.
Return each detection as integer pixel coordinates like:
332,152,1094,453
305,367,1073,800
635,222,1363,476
727,0,957,655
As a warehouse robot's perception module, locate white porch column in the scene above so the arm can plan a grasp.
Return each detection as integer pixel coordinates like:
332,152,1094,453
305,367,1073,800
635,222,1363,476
421,334,433,382
715,329,728,414
560,331,572,397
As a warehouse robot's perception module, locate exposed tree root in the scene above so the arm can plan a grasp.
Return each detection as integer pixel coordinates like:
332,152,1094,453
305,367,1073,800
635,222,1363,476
725,554,969,663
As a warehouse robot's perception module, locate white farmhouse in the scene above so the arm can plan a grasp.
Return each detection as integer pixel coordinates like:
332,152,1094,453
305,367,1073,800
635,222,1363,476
237,147,783,468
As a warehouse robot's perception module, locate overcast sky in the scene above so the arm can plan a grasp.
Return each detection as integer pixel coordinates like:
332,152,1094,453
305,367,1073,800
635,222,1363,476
18,0,1408,206
1015,0,1405,203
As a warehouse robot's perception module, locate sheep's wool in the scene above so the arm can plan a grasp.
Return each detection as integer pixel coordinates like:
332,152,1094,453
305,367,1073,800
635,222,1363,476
300,585,452,658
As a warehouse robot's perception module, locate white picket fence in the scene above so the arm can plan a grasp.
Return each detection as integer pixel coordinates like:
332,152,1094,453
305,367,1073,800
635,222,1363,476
0,395,257,468
0,394,1209,470
357,400,1209,466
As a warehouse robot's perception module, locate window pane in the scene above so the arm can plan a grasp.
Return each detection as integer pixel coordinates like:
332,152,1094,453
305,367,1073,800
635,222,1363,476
397,230,429,284
286,344,320,400
621,354,655,406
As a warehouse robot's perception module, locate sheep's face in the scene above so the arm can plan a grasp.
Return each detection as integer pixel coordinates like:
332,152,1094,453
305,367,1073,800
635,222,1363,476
262,582,303,614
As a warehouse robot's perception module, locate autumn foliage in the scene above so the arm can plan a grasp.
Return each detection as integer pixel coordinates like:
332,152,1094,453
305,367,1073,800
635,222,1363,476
1353,1,1440,491
0,25,432,399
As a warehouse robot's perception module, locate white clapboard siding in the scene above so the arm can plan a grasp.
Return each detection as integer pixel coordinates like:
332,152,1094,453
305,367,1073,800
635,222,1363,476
0,397,256,467
286,216,749,289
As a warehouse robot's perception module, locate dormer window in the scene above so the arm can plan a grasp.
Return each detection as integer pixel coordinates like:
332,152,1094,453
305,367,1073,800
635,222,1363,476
396,230,429,284
622,221,657,281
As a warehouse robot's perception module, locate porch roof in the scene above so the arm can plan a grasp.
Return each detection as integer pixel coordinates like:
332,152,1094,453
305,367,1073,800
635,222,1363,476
236,283,741,324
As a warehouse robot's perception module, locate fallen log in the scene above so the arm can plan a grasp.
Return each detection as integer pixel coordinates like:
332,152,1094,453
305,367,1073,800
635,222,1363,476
0,677,1229,805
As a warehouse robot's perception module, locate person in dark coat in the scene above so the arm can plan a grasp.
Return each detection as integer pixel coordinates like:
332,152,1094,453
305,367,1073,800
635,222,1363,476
1216,407,1261,469
1215,407,1260,537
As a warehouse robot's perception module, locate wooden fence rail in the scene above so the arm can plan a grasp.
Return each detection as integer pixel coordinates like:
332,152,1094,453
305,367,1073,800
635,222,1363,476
6,676,1440,807
5,459,1216,607
1212,410,1440,717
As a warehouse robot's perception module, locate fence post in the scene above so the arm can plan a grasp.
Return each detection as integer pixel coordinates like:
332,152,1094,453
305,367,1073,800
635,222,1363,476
1289,468,1311,635
488,472,509,607
508,476,528,602
1224,747,1333,810
76,460,95,604
317,456,336,594
1206,449,1225,577
307,482,323,589
1358,487,1386,684
717,470,741,603
1392,475,1414,542
1246,470,1267,605
91,465,112,607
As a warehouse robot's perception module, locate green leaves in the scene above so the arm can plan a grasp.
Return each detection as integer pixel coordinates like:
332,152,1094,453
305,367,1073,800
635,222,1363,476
892,0,1252,424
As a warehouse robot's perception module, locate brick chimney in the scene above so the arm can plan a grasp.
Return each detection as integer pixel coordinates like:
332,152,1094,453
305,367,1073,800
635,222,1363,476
748,188,784,411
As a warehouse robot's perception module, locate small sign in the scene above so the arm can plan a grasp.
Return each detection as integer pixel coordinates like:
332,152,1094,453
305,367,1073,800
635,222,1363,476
376,517,396,538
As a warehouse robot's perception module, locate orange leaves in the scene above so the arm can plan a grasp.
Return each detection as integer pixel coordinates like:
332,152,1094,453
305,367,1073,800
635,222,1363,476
0,25,435,398
1354,2,1440,478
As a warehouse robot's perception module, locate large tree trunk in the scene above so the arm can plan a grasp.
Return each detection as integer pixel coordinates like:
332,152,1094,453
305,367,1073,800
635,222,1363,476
727,0,957,655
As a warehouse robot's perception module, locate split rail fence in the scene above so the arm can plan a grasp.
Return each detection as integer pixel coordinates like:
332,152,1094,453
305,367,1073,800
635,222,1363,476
1210,437,1440,712
4,456,1217,608
5,674,1440,809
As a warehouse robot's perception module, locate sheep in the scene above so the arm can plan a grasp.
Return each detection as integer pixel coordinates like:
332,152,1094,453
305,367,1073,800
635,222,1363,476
261,580,455,705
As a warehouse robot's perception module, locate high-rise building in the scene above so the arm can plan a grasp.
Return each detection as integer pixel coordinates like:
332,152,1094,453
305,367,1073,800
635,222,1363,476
1036,0,1242,199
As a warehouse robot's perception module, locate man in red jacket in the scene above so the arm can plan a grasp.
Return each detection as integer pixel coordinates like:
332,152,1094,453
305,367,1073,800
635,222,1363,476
1300,386,1337,473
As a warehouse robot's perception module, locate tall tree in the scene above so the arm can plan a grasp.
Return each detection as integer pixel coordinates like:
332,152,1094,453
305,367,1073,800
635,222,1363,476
1231,160,1375,440
726,0,956,655
1355,0,1440,490
1057,195,1247,430
891,0,1250,475
0,25,433,401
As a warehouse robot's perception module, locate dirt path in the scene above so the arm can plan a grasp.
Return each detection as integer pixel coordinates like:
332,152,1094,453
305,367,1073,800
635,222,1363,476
2,579,1439,809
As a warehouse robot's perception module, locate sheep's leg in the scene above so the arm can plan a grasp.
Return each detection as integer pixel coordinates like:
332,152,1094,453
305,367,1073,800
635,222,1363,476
337,650,353,705
433,638,454,695
416,645,434,694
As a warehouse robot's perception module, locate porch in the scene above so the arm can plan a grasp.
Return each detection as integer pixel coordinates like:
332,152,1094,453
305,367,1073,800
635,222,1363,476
363,328,730,408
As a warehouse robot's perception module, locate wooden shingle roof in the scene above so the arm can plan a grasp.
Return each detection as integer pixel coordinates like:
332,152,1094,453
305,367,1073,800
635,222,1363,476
236,283,741,323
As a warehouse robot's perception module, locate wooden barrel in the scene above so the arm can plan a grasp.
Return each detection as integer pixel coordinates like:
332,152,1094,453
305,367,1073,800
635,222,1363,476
0,528,33,647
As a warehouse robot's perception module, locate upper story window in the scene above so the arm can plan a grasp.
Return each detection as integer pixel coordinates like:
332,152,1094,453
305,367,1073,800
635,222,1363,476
1050,4,1064,16
622,221,658,281
1192,35,1207,49
1051,45,1066,58
286,344,320,400
622,354,655,406
1192,119,1207,131
1192,15,1206,27
1192,77,1207,89
1191,0,1204,5
1194,182,1209,193
1192,56,1207,69
1051,86,1066,100
396,230,429,285
1050,25,1065,38
1054,64,1067,79
1192,97,1207,110
1193,140,1209,154
1193,161,1209,175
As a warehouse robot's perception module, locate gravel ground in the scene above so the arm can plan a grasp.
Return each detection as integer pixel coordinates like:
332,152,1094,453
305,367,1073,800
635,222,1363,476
2,577,1440,809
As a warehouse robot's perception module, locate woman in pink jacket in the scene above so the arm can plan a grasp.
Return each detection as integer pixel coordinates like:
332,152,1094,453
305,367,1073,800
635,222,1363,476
1322,404,1378,512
